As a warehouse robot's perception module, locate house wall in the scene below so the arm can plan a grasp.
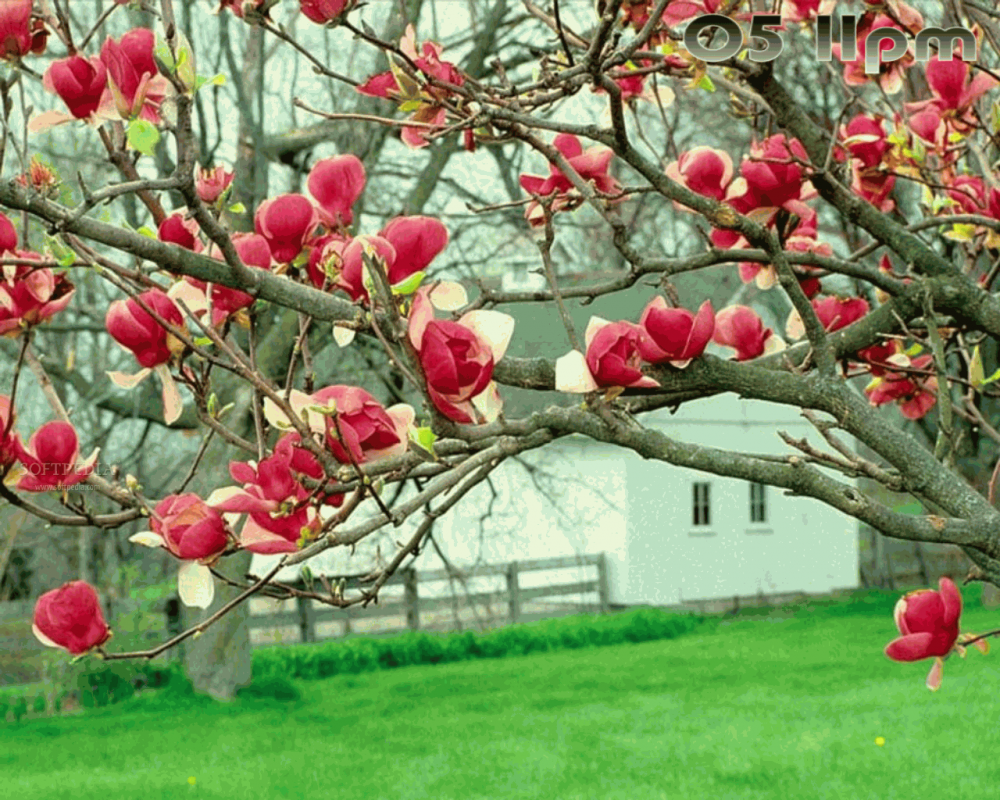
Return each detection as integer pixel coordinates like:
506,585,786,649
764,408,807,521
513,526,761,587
624,394,859,604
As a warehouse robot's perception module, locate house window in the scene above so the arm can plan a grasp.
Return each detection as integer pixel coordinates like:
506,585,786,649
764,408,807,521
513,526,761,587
750,482,767,524
692,482,711,526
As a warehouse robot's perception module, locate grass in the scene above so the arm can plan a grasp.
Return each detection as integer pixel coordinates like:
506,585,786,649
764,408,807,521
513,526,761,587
4,592,1000,799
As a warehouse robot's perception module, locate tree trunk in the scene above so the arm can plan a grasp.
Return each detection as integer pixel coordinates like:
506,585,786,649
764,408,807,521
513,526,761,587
181,549,253,700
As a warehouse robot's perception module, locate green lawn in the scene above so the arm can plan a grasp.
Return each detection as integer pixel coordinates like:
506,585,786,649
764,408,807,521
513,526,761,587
4,602,1000,800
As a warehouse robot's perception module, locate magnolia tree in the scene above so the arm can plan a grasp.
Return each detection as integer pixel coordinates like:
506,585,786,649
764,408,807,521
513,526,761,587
4,0,1000,693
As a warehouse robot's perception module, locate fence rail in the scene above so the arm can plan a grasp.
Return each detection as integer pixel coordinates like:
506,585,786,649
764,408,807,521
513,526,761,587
246,553,610,646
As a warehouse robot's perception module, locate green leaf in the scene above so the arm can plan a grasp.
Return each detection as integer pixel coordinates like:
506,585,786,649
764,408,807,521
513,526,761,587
904,343,923,357
175,31,196,91
126,119,160,156
391,270,425,296
409,426,438,459
193,336,212,347
136,226,157,239
194,73,227,92
696,74,715,93
228,202,246,215
153,32,175,72
944,223,976,242
982,366,1000,386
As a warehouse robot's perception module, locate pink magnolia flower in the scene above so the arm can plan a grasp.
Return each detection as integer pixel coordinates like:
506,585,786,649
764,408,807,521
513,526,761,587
217,0,269,19
0,394,15,468
147,494,230,562
865,353,937,419
196,166,234,204
43,55,107,119
0,257,76,336
737,134,815,213
833,12,922,95
408,286,513,423
520,133,621,225
130,493,230,608
100,28,167,121
841,113,891,172
14,420,98,492
301,0,353,24
585,319,659,389
379,216,449,284
905,52,997,134
310,385,412,464
356,25,464,148
0,0,46,61
812,296,869,332
782,0,822,23
665,146,734,203
712,135,816,249
32,581,110,655
885,577,962,690
278,432,345,506
105,288,185,369
210,438,322,554
188,232,272,325
0,210,14,253
158,212,202,252
305,233,348,290
329,234,396,301
786,295,869,340
638,298,715,368
307,155,365,228
713,306,784,361
855,337,904,377
254,194,318,263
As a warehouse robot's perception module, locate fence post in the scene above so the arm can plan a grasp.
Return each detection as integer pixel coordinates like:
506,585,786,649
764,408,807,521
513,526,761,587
297,595,316,643
597,553,610,614
404,568,419,630
507,560,520,624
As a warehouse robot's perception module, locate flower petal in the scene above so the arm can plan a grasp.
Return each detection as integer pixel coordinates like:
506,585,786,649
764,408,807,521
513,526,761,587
178,561,215,609
555,350,599,393
107,368,152,389
129,531,165,548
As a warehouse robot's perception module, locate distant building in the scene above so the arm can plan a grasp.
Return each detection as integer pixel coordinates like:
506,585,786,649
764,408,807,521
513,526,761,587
256,392,859,608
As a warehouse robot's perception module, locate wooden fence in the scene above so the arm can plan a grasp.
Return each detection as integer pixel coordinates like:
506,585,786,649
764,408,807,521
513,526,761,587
245,553,611,646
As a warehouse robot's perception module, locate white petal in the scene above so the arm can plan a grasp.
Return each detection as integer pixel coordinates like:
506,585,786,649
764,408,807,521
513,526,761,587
76,447,100,473
178,561,215,609
333,325,355,347
555,350,599,393
755,268,777,290
785,310,805,341
584,317,611,350
427,281,468,311
32,623,61,649
471,382,503,422
459,311,515,361
763,335,787,356
262,396,293,430
129,531,165,548
155,364,183,425
167,280,209,318
28,109,73,133
107,368,152,390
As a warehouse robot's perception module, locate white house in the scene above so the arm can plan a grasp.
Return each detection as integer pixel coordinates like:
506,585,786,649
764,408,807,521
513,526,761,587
252,392,859,608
